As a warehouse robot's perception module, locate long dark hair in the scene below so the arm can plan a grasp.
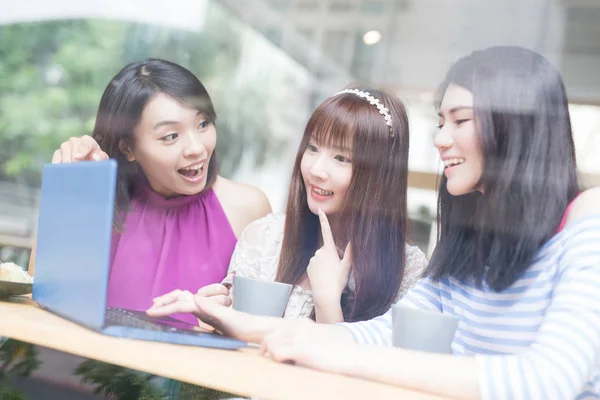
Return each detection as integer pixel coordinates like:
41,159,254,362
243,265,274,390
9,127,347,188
426,46,580,291
275,87,411,322
91,59,218,227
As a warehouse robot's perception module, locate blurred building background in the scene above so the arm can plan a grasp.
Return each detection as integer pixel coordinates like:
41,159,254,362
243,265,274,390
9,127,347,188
1,2,599,397
1,0,599,263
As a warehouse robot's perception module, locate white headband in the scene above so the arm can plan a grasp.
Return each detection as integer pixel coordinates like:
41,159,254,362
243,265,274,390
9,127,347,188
335,88,393,135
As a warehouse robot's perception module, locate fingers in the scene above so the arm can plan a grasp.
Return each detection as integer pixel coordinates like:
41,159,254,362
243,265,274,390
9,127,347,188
220,273,235,290
193,294,225,313
317,208,336,249
151,289,187,308
92,150,109,161
260,333,297,364
99,150,109,160
52,149,61,164
53,135,107,163
192,295,235,336
146,290,195,316
197,283,230,298
73,135,98,160
59,140,74,163
196,319,216,333
209,294,232,307
146,301,195,317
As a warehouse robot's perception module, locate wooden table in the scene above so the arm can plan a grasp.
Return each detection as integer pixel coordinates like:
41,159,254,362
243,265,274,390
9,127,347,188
0,298,446,400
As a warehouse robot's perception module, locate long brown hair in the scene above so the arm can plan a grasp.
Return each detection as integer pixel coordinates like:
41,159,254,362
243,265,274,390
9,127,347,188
275,87,411,322
92,59,218,228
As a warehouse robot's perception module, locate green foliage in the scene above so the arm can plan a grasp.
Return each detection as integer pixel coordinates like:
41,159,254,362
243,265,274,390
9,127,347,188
0,387,28,400
0,6,284,186
0,340,41,379
74,360,163,400
73,360,236,400
178,382,235,400
0,20,126,185
0,340,234,400
0,339,41,400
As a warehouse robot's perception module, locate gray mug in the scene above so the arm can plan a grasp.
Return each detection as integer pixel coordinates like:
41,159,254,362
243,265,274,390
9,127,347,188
392,304,459,353
232,275,293,317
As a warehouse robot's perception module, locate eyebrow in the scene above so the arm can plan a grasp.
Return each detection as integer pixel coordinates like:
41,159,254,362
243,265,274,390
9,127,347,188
437,106,473,117
309,140,352,153
333,147,352,155
153,111,203,131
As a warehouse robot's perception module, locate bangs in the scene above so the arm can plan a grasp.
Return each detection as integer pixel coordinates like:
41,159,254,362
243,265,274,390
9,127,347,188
435,80,450,111
157,92,216,124
306,96,356,153
178,94,217,123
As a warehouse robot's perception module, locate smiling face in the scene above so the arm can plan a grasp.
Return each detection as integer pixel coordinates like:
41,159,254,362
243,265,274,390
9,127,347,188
300,140,353,217
121,93,217,197
434,84,484,196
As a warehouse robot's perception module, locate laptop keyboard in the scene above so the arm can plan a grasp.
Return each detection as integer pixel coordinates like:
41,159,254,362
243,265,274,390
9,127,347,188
105,307,198,334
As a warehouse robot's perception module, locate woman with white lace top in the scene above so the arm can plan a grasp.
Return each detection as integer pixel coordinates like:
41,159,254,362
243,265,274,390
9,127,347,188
149,87,428,324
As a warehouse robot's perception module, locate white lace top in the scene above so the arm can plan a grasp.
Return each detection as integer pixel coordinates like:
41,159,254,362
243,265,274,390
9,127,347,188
227,213,429,319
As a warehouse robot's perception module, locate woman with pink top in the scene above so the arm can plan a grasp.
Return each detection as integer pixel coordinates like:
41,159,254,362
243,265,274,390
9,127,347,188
29,59,271,325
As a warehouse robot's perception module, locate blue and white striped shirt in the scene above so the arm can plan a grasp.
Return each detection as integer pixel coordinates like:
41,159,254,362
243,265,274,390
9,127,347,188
343,215,600,399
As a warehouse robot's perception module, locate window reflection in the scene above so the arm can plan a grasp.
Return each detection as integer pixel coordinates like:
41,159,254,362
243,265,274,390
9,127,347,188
1,0,600,397
2,0,600,264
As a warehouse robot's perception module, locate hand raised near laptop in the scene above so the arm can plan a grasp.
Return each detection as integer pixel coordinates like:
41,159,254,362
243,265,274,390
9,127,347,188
150,273,233,310
52,135,109,163
306,209,352,323
148,288,249,339
148,274,234,331
148,284,292,343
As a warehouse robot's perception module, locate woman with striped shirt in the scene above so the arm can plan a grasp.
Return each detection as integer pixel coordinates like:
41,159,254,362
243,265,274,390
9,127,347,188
253,46,600,399
150,46,600,399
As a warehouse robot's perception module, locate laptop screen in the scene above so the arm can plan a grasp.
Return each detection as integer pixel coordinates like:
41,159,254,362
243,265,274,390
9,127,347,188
33,160,117,330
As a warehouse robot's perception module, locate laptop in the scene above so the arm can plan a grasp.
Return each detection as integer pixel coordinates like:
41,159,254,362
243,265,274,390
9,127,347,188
32,160,246,350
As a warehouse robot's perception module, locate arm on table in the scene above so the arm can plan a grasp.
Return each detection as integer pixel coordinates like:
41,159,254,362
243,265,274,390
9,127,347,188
263,212,600,400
